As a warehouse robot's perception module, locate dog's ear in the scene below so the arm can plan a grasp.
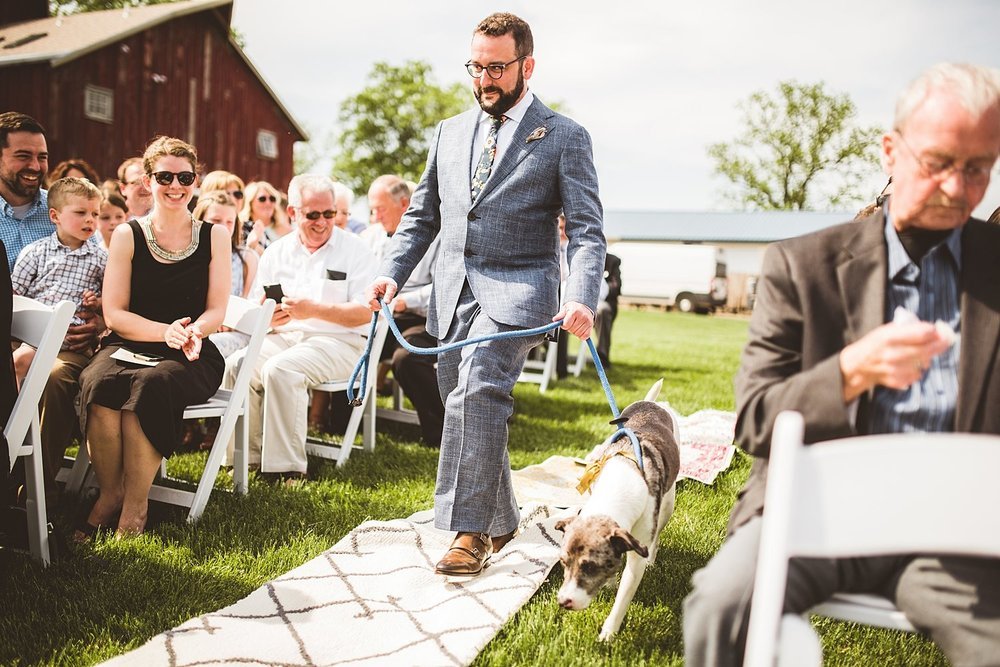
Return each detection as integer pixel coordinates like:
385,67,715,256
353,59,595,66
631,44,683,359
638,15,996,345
609,528,649,558
554,516,575,532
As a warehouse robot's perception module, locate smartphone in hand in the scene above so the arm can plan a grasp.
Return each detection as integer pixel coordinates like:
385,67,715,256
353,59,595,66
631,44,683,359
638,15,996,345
264,284,285,302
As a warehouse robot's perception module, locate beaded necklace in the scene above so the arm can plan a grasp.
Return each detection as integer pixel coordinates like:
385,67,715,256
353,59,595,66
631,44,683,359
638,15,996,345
138,214,201,262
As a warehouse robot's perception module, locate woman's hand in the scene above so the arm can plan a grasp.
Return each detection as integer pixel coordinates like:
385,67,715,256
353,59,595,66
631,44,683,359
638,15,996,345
165,317,192,350
246,220,266,253
181,322,204,361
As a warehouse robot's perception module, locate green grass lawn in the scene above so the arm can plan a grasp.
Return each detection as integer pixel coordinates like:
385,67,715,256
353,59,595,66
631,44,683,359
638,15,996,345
0,309,945,666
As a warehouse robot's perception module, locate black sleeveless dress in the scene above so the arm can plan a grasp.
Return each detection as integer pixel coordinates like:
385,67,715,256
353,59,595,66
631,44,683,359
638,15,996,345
78,220,225,458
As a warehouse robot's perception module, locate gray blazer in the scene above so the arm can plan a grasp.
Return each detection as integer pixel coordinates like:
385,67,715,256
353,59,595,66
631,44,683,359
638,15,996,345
728,211,1000,533
380,96,606,338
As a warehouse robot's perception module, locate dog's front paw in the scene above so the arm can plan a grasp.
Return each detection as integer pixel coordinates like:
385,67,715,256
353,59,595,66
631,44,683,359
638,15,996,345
598,622,620,642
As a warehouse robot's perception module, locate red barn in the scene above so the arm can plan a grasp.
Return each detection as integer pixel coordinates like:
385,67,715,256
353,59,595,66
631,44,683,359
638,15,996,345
0,0,306,187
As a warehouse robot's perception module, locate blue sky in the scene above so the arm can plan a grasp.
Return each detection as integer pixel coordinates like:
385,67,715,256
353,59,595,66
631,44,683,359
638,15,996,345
231,0,1000,218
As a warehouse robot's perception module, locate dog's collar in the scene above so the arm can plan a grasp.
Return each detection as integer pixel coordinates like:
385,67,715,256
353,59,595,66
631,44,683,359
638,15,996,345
576,448,639,495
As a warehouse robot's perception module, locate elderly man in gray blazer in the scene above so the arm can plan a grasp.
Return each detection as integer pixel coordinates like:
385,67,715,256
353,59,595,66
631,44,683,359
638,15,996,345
367,12,605,577
684,63,1000,666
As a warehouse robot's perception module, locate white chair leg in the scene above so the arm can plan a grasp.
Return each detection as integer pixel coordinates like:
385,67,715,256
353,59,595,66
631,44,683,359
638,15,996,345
337,398,365,468
64,444,91,497
777,614,822,667
363,387,376,453
26,416,50,565
539,341,557,393
572,340,588,377
233,411,248,495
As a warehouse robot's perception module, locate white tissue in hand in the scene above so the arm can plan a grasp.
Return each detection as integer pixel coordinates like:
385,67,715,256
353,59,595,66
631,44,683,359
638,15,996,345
934,320,957,346
893,307,956,347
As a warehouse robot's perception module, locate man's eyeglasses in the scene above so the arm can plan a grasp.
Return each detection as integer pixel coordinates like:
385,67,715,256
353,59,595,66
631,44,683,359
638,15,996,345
257,194,277,203
464,56,526,80
298,208,336,220
228,190,244,200
896,132,995,187
151,171,196,187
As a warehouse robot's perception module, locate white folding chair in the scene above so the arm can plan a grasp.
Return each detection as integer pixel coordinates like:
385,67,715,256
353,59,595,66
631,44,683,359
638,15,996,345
567,338,589,377
64,297,275,523
375,377,420,426
305,318,389,467
7,296,75,565
518,340,558,393
744,411,1000,667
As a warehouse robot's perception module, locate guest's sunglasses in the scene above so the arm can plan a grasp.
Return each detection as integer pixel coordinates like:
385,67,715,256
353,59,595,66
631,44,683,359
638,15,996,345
257,195,277,203
151,170,196,186
229,190,244,200
300,209,337,220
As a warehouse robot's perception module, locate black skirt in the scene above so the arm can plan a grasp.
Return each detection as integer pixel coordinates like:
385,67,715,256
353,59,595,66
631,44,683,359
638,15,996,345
78,340,224,458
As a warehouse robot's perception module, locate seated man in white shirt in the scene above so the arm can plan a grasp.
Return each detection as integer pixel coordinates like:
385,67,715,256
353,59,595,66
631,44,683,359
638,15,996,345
224,174,377,481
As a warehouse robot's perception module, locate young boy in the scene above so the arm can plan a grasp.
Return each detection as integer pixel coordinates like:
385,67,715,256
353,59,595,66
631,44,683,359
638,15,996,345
11,177,108,383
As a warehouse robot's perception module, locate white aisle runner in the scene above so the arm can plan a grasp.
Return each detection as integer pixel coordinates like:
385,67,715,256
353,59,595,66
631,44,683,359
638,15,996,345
103,504,571,667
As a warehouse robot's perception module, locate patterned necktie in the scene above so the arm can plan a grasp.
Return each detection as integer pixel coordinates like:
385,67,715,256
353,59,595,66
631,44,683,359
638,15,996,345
471,115,505,200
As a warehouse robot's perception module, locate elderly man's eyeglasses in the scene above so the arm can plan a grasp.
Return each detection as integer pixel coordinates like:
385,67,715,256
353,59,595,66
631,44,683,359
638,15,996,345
151,171,196,186
896,132,995,187
299,208,336,220
464,56,526,80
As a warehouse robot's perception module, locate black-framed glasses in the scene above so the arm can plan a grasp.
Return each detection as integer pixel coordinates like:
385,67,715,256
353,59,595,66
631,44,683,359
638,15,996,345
464,56,526,80
257,194,277,203
229,190,244,200
895,131,995,187
299,208,336,220
151,170,196,187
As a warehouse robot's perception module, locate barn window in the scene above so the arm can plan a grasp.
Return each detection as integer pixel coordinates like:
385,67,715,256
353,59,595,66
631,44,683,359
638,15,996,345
83,85,114,124
256,130,278,160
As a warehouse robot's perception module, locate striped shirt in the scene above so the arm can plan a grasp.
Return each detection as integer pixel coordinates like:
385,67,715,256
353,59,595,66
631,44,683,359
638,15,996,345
0,189,55,270
11,232,108,332
869,217,961,434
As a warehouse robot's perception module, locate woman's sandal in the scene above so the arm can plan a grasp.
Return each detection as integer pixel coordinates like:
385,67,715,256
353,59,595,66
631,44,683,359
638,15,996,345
72,516,115,544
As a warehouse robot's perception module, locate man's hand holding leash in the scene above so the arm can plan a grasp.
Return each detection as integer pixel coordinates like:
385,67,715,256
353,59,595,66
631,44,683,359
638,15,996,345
365,277,398,311
555,300,594,340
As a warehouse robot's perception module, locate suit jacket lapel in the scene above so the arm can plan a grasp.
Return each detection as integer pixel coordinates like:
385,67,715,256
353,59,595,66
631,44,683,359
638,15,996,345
473,97,554,205
836,212,887,345
956,221,1000,431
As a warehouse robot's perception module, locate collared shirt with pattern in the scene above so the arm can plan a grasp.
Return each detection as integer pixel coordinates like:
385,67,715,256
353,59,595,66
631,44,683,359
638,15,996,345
0,189,55,270
11,232,108,335
869,216,962,434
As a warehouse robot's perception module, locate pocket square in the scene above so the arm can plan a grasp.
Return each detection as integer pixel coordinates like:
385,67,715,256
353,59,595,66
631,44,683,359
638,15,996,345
526,126,548,143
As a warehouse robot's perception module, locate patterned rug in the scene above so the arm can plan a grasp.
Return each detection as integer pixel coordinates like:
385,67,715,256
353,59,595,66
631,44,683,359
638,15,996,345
102,504,572,667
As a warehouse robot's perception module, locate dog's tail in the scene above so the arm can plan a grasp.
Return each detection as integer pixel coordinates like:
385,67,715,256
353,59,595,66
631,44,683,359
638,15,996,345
644,378,664,403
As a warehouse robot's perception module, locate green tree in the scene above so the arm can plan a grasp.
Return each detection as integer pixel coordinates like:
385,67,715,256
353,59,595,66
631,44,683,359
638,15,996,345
334,60,471,192
708,81,883,211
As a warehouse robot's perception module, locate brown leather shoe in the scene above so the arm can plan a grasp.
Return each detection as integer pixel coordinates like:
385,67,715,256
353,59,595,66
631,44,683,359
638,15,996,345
491,529,518,553
435,532,492,576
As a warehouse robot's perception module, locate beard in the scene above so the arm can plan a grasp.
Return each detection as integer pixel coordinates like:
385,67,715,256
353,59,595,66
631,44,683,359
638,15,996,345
474,66,525,116
0,167,42,200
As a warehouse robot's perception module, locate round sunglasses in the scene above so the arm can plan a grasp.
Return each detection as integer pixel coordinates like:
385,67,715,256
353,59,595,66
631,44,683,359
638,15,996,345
257,194,277,203
151,170,197,187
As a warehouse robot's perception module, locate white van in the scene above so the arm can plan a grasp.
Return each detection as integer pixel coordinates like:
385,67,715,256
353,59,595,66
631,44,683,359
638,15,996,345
608,241,728,313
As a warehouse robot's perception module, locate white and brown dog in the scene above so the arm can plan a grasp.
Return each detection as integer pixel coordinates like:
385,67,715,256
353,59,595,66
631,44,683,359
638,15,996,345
555,379,680,640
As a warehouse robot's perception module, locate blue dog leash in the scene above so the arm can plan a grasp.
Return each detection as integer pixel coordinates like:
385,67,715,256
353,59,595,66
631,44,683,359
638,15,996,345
347,301,644,471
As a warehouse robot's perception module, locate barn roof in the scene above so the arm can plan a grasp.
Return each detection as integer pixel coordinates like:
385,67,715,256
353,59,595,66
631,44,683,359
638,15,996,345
603,210,853,243
0,0,306,139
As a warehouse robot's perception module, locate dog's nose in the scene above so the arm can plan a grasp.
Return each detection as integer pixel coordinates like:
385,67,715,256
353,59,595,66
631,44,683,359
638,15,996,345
559,598,575,610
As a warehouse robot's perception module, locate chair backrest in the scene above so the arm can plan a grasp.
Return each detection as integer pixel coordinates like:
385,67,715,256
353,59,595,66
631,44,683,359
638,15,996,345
7,296,75,470
744,410,1000,667
224,296,275,407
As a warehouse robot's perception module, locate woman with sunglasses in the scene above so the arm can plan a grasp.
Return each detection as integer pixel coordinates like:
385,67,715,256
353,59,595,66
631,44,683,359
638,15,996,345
76,136,231,538
239,180,291,255
200,169,246,208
